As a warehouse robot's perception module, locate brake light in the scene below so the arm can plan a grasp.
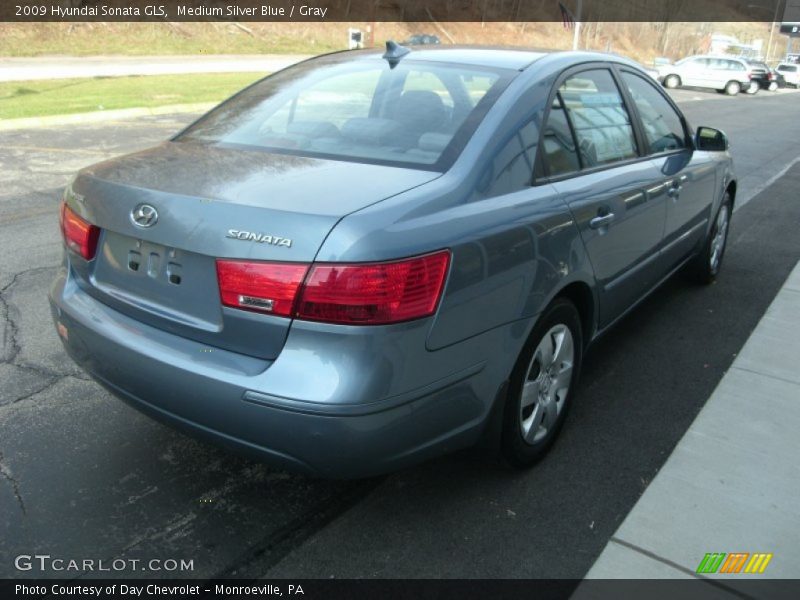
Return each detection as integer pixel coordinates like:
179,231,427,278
296,251,450,325
215,250,450,325
216,260,308,317
60,203,100,260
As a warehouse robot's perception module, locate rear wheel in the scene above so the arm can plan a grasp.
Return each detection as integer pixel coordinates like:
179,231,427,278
663,74,681,89
768,81,779,91
688,194,732,284
501,298,582,468
724,81,741,96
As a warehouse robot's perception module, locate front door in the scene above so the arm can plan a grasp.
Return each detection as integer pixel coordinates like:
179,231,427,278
617,69,717,271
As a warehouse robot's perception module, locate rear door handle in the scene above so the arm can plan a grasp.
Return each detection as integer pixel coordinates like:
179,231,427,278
590,212,615,229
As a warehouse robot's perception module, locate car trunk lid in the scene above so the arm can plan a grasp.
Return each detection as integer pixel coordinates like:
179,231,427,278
69,141,440,359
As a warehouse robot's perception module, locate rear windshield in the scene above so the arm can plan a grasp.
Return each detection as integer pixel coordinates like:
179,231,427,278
778,65,798,72
176,57,513,171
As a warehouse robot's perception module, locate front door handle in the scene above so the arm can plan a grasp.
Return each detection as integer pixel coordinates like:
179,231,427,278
667,175,687,198
590,212,615,229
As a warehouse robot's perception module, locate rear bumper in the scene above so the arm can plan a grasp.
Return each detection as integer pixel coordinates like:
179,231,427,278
49,266,501,478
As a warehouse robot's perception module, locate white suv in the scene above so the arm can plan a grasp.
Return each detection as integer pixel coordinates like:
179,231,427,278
776,63,800,87
658,55,755,96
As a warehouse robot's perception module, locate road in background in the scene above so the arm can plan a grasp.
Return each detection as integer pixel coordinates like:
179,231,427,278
0,55,310,82
1,87,799,579
668,87,800,210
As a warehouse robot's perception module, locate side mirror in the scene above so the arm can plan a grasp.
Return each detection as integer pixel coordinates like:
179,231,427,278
695,126,729,152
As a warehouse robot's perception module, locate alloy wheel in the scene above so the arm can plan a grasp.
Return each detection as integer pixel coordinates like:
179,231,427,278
519,324,574,445
710,204,729,272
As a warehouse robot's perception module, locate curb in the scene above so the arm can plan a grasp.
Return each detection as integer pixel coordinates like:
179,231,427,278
0,102,215,131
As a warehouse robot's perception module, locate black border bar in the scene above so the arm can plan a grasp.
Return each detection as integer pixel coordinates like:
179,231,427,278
4,579,800,600
2,0,800,23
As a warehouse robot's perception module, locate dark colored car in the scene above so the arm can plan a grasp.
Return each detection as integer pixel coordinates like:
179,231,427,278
769,67,788,89
746,60,778,91
51,46,736,478
403,34,441,46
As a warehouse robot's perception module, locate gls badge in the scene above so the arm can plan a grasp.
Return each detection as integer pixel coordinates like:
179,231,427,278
226,229,292,248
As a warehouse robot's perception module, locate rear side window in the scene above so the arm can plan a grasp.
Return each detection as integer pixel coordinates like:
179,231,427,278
621,72,687,154
558,69,638,168
542,94,580,177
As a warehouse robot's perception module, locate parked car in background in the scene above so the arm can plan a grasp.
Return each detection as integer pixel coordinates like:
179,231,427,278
658,55,755,95
51,46,736,477
402,34,441,45
776,62,800,87
746,60,778,91
770,67,787,89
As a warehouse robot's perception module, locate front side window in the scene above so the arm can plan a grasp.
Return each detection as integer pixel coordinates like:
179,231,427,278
177,59,509,170
558,69,638,168
621,71,687,154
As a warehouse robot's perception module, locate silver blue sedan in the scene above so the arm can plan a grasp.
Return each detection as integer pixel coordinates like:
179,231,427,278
51,44,735,477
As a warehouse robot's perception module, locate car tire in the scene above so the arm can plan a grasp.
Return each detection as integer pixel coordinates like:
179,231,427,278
663,74,681,89
724,81,741,96
501,298,583,468
688,193,732,284
745,82,759,95
768,81,779,91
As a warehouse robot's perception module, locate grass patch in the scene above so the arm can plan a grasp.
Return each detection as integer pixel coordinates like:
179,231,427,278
0,72,265,119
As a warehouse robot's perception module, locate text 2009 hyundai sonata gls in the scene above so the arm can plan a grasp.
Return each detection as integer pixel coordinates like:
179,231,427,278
51,45,736,477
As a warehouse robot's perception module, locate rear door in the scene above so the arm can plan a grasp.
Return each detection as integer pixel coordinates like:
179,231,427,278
617,68,717,271
543,67,667,328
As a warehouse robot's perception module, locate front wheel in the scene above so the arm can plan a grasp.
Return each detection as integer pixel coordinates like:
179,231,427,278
745,82,759,95
688,194,732,284
501,298,583,468
663,74,681,89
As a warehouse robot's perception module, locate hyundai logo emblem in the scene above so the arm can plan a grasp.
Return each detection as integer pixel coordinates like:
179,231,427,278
131,204,158,228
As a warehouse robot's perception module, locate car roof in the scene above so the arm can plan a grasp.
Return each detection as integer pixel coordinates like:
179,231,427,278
319,45,652,73
681,54,744,61
325,45,548,70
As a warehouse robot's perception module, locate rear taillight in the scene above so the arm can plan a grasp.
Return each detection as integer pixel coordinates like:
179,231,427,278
297,251,450,325
215,250,450,325
60,203,100,260
216,260,309,317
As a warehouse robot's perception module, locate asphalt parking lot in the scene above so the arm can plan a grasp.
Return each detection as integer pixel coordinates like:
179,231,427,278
2,85,800,579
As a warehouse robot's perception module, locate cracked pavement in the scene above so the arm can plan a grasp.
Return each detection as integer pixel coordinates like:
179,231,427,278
0,114,370,579
1,88,799,580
